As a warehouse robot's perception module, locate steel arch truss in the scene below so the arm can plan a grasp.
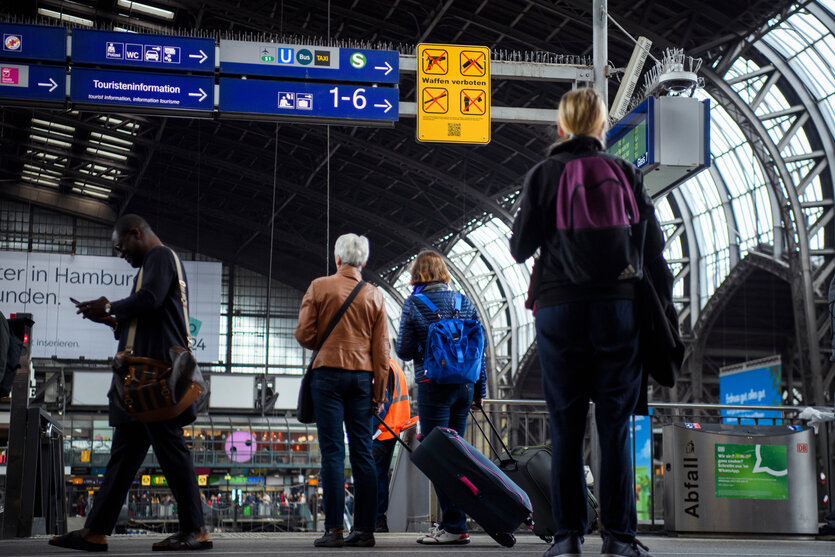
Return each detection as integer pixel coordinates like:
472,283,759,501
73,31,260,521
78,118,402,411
682,9,835,404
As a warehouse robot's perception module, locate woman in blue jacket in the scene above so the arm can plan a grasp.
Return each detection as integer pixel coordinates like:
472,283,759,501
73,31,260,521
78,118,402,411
395,250,487,546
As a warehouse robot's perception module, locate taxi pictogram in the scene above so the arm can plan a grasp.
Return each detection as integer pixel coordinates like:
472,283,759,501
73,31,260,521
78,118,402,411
460,50,486,76
422,87,448,113
422,49,448,74
460,89,486,114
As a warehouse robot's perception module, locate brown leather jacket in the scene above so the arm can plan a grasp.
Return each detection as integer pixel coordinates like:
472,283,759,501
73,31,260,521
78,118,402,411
294,265,389,403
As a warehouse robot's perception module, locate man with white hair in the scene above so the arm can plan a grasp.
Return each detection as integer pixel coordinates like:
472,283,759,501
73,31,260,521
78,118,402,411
295,233,389,548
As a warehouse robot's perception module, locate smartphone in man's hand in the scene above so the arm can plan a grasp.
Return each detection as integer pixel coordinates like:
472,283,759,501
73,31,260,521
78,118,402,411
70,297,81,306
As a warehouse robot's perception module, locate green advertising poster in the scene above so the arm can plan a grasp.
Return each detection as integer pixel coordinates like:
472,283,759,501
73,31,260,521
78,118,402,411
635,465,651,519
715,444,788,500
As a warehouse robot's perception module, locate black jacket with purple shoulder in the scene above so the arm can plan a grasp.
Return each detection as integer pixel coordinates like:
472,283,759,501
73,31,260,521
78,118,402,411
509,136,666,308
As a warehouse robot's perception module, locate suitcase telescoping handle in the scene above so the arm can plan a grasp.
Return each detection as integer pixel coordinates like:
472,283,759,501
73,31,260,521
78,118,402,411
374,414,413,454
469,405,517,467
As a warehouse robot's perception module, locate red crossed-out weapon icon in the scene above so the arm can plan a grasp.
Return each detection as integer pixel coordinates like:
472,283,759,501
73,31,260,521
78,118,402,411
461,52,485,75
462,90,485,113
423,88,448,112
424,51,447,73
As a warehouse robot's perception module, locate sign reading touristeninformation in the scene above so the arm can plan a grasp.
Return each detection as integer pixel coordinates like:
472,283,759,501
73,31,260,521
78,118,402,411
416,43,490,144
70,67,214,112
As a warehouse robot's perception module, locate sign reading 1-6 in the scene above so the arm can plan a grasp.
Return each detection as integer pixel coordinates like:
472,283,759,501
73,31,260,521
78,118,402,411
417,43,491,145
219,78,397,123
330,86,371,110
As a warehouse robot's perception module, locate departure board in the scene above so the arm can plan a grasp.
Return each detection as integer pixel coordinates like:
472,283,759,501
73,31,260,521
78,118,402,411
607,96,654,169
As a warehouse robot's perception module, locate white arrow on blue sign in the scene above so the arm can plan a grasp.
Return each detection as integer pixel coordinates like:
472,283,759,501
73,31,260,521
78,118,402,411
219,78,398,123
0,63,65,103
71,29,215,72
70,68,214,112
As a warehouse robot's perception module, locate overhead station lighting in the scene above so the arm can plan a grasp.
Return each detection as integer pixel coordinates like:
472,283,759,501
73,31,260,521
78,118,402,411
22,163,62,188
72,182,111,199
116,0,175,20
37,8,94,27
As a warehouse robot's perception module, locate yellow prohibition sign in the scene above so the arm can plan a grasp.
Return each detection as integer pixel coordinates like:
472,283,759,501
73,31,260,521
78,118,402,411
417,43,491,145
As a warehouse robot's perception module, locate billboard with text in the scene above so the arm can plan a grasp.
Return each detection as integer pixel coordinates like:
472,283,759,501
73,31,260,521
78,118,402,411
0,251,222,360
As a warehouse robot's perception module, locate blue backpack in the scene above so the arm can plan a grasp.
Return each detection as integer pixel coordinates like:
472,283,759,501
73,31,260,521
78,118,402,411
413,293,484,384
555,156,646,284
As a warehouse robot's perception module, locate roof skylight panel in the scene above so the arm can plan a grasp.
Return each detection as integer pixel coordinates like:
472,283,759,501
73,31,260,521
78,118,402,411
37,8,93,27
116,0,175,20
85,147,128,161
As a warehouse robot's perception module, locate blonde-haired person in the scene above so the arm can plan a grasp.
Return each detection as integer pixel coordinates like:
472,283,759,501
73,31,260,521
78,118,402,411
509,88,667,557
395,250,487,545
295,233,389,548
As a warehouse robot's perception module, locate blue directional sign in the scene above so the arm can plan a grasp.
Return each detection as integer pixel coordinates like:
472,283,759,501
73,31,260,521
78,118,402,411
70,68,213,112
0,63,65,103
72,29,214,72
219,40,398,84
219,78,398,123
0,23,67,63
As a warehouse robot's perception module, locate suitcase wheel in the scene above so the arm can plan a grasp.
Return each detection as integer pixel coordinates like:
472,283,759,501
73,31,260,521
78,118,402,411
488,532,516,548
540,535,553,544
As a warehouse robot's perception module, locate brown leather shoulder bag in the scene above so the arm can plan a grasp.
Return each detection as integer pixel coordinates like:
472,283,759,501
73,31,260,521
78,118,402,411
112,249,205,422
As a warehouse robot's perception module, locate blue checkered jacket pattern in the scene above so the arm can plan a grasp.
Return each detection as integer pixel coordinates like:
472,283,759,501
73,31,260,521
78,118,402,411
395,283,487,398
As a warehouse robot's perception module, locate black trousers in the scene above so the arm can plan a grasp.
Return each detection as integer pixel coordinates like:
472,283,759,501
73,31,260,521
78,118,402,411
85,420,204,535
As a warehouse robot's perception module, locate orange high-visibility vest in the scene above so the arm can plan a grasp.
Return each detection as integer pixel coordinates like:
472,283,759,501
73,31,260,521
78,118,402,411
376,359,414,441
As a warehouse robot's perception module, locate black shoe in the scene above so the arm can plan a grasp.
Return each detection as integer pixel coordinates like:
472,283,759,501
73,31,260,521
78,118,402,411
543,534,582,557
344,530,375,547
314,529,344,548
601,535,652,557
818,524,835,540
48,531,108,552
375,516,389,533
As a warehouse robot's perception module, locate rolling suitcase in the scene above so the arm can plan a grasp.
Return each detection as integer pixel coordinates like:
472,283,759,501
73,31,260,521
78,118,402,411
470,410,599,543
376,415,532,547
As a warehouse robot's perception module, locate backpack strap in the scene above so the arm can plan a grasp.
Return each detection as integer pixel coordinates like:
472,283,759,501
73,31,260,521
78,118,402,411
453,293,462,318
413,293,443,321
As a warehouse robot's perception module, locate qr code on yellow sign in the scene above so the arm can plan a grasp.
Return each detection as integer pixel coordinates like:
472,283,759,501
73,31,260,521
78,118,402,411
448,123,461,136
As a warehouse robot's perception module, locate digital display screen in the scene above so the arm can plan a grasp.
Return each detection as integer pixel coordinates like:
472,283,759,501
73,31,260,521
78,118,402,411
607,118,647,166
607,97,652,168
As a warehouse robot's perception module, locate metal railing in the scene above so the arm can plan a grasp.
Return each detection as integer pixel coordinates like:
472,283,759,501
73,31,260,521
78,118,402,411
62,448,323,469
124,501,314,532
468,399,834,526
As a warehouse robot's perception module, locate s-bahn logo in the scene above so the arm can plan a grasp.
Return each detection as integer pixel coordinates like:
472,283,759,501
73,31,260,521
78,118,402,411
3,34,22,52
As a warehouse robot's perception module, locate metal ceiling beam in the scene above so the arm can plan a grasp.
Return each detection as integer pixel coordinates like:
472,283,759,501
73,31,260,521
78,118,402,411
0,181,116,223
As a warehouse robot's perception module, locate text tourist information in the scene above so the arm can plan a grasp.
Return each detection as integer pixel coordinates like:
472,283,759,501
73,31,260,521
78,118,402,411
70,67,213,112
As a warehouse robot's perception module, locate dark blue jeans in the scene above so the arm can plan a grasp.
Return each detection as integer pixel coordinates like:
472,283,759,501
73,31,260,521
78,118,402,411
372,438,396,518
417,381,474,534
312,367,377,532
535,300,641,541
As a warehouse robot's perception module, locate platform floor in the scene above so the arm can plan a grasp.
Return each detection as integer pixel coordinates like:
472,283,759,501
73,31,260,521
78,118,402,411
1,532,832,557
